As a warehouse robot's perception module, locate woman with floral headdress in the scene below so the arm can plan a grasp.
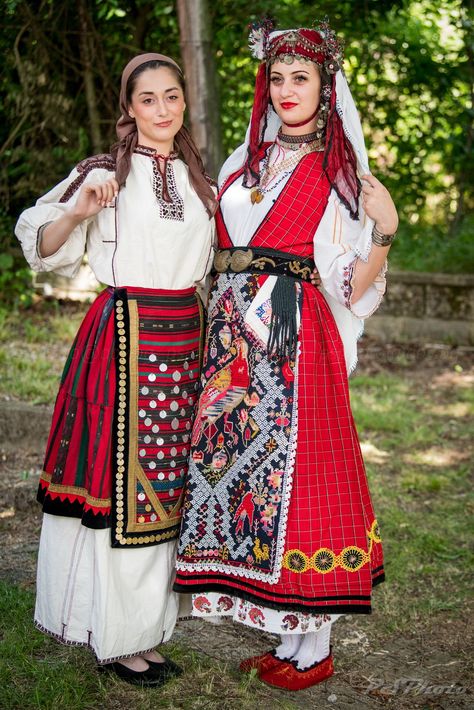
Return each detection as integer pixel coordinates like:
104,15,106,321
174,20,397,691
15,53,216,687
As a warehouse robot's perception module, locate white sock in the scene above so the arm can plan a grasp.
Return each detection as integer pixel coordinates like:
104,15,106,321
274,633,303,660
292,624,332,670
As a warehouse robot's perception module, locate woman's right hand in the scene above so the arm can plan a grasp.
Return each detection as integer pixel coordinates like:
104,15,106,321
71,178,120,220
39,177,119,258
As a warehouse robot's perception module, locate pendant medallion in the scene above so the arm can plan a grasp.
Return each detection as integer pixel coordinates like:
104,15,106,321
250,188,264,204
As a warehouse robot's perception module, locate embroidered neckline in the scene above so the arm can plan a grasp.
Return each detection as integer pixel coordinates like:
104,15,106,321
151,159,184,221
134,145,184,221
134,144,179,160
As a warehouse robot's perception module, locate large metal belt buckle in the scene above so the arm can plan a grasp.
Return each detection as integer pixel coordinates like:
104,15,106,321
214,249,254,273
213,250,232,273
230,248,254,272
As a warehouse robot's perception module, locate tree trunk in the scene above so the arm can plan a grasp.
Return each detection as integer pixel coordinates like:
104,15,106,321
78,0,103,154
449,36,473,237
176,0,223,178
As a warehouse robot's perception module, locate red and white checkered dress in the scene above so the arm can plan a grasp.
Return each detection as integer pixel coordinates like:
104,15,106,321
175,149,384,632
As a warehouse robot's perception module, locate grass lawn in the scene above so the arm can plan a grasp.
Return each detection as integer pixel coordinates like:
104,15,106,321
0,305,473,708
0,302,85,404
0,580,291,710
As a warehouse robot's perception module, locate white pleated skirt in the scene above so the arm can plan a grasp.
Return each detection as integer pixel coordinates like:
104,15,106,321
35,514,179,664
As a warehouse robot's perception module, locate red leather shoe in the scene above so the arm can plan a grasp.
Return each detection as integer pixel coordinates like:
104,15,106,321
239,649,284,674
259,651,334,691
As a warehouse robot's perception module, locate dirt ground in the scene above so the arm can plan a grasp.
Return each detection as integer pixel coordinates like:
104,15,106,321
1,338,473,709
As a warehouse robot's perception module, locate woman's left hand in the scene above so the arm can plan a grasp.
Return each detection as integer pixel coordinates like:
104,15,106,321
310,268,321,287
360,174,399,235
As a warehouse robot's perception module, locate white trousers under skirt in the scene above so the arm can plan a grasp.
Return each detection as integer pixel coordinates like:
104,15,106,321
185,591,340,635
35,514,179,664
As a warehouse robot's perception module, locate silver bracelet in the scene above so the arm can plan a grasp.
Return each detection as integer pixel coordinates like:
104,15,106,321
371,224,396,247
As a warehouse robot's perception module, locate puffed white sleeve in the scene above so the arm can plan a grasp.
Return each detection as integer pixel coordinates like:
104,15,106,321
314,189,387,319
15,167,95,278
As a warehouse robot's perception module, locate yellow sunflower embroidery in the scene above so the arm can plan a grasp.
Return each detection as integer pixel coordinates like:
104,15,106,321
339,546,368,572
311,548,336,574
283,549,310,573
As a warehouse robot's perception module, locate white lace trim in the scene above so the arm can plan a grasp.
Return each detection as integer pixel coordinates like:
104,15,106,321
352,225,373,263
271,334,300,581
347,318,364,377
34,620,158,665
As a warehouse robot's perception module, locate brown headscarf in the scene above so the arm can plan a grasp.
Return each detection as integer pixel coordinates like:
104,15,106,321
111,53,217,218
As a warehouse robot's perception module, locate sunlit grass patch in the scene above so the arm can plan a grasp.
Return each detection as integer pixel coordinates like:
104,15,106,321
429,402,471,418
400,470,448,493
0,348,61,403
350,371,474,451
0,581,298,710
403,447,470,469
373,492,473,633
350,370,474,634
0,303,84,346
350,373,421,436
360,441,390,464
377,480,473,618
0,304,85,403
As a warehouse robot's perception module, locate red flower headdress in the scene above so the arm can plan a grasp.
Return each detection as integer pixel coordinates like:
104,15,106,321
244,18,360,219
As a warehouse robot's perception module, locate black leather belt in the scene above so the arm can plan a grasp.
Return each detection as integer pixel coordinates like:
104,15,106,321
213,247,317,283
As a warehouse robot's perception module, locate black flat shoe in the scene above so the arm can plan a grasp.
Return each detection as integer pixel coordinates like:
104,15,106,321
146,656,184,678
98,661,169,687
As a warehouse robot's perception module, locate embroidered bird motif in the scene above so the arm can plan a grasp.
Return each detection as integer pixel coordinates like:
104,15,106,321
253,538,270,564
233,491,255,535
217,595,234,612
248,607,265,627
282,614,300,631
193,596,212,613
191,337,250,446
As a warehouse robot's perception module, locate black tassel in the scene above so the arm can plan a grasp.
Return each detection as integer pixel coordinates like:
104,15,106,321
267,277,299,361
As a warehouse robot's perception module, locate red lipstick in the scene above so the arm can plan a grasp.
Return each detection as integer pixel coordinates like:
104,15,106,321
280,102,298,109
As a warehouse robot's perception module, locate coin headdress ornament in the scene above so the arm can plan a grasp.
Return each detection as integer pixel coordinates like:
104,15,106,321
248,17,343,72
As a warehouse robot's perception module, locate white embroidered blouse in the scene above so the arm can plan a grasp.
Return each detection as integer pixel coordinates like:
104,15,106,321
15,149,215,291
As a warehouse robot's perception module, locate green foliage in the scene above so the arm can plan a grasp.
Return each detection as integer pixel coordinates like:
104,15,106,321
0,0,472,290
213,1,473,256
0,302,85,402
390,214,474,272
0,210,33,306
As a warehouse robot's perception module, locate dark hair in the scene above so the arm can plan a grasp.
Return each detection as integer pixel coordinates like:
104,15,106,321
126,60,185,104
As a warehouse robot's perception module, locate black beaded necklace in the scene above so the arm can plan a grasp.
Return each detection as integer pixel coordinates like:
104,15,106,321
277,129,324,151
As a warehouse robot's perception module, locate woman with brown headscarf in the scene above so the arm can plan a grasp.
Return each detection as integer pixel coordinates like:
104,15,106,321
15,53,217,687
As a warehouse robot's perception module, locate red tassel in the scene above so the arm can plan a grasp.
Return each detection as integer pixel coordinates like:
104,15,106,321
154,155,172,202
244,63,270,187
323,80,360,219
